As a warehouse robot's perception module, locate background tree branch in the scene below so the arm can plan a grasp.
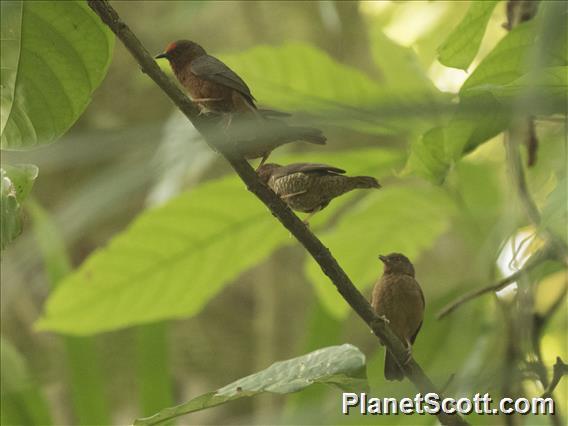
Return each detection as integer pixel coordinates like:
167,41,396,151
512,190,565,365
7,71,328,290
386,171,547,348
86,1,468,425
437,245,554,319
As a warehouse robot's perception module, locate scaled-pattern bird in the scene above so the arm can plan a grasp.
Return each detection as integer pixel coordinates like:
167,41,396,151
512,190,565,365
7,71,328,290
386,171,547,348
155,40,325,165
371,253,425,381
257,163,380,223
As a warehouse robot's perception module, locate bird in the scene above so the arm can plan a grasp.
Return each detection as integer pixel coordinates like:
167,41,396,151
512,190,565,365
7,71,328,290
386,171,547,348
371,253,425,381
257,162,381,224
155,40,326,166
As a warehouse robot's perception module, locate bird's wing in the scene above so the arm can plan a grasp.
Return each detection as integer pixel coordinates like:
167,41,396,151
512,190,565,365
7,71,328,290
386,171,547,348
411,278,425,344
275,163,346,178
190,55,256,103
410,320,422,344
417,281,425,309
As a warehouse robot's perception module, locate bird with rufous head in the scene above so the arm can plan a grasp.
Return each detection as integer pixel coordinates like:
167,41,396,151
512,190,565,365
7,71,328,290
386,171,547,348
155,40,326,167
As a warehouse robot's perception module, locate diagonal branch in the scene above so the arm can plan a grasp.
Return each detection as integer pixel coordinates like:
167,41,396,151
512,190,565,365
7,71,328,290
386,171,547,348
86,1,468,425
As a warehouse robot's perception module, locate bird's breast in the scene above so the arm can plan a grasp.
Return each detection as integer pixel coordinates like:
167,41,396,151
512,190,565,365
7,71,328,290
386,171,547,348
371,275,424,342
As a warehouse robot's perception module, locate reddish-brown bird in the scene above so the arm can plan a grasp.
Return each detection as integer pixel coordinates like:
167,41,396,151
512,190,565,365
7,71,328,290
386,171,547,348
371,253,424,381
155,40,326,165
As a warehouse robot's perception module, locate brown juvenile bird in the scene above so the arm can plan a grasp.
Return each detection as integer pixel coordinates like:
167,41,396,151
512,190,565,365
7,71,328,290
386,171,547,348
371,253,425,381
257,162,380,223
155,40,326,165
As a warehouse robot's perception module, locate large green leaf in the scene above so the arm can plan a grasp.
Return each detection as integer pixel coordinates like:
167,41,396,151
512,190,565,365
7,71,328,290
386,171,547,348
1,164,38,250
370,27,440,94
0,1,114,149
219,42,445,134
447,4,567,160
220,42,382,112
35,176,289,335
306,185,455,318
477,66,568,114
406,3,568,184
36,148,401,335
134,344,367,426
437,1,498,71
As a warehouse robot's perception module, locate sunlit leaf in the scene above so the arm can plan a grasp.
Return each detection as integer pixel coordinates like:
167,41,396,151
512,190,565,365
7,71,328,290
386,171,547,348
36,148,401,335
370,27,440,94
1,0,114,149
437,1,498,71
220,42,383,112
475,66,568,114
219,42,446,134
134,344,367,426
413,4,567,184
306,185,454,318
35,176,290,335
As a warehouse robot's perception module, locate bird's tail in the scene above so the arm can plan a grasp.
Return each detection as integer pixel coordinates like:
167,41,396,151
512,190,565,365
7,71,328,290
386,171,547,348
384,350,404,381
285,125,327,145
348,175,381,189
258,108,291,118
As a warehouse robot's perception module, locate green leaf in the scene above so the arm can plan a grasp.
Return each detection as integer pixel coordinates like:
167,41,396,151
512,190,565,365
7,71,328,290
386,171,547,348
134,344,367,426
0,337,30,394
415,5,568,184
475,66,568,114
306,185,454,318
1,0,114,149
541,175,567,244
219,42,445,134
28,200,111,425
370,28,440,94
36,148,401,335
1,337,53,426
1,164,38,250
403,127,449,184
2,164,39,202
437,1,498,71
220,42,382,112
36,176,290,335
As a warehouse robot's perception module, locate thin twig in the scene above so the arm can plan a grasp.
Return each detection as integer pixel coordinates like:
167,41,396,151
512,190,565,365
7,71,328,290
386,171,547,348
437,247,551,319
86,1,468,425
542,357,568,399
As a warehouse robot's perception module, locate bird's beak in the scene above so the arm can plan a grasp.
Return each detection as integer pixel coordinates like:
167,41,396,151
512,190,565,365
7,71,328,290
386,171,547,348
155,52,168,60
378,255,387,263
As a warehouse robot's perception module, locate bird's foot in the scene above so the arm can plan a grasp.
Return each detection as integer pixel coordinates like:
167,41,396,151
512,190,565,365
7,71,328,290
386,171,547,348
302,211,317,227
255,154,269,171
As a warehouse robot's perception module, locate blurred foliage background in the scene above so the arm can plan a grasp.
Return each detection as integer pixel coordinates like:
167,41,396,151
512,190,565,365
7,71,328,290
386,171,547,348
1,1,566,425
